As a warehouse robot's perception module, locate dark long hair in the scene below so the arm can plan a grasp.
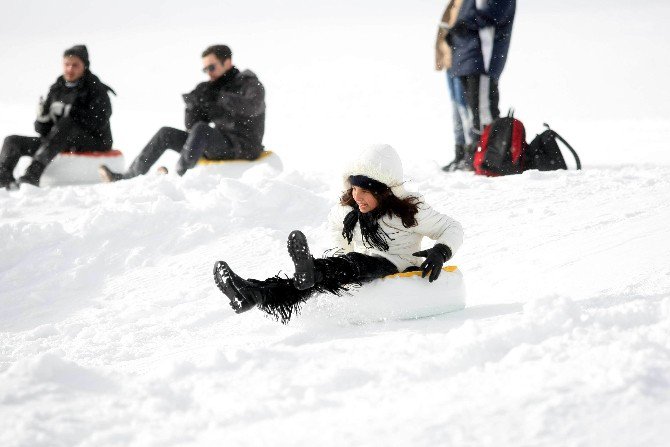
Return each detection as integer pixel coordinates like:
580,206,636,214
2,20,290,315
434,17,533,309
340,187,421,228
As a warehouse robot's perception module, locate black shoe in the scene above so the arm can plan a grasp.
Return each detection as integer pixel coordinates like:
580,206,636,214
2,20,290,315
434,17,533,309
98,165,124,183
175,164,187,177
17,161,46,187
449,143,476,172
213,261,258,314
442,156,463,172
287,230,315,290
452,158,475,172
442,144,466,172
0,169,16,189
4,181,19,190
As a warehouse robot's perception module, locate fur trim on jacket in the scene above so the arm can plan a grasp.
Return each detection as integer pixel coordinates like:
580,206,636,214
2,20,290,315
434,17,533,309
435,0,463,71
328,199,464,272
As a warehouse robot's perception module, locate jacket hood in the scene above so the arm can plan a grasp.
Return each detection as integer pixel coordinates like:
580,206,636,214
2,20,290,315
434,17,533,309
342,144,409,198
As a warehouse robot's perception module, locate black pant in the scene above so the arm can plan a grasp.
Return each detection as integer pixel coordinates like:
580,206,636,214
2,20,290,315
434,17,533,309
125,122,248,178
253,252,400,323
0,117,108,176
328,252,399,284
459,74,500,142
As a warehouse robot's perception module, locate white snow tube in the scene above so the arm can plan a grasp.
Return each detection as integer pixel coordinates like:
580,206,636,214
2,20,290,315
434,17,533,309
299,266,465,324
15,150,125,186
195,150,283,178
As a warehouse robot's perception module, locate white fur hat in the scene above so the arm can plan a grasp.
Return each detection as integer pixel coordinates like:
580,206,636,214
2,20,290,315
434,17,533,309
342,144,409,197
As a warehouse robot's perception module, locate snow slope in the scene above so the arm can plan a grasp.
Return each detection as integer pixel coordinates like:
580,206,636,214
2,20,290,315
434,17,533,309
2,163,669,446
2,1,670,446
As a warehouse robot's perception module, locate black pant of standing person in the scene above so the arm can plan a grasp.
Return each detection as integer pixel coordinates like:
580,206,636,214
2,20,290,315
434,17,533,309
460,74,500,143
452,74,500,171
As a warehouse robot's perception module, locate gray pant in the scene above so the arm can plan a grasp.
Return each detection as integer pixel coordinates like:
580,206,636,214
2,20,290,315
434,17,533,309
125,122,246,178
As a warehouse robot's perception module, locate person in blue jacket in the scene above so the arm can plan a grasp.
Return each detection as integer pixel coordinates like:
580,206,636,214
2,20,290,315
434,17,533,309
447,0,516,170
436,0,474,172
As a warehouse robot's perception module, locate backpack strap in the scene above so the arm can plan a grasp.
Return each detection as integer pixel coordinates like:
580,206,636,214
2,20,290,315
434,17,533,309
543,123,582,170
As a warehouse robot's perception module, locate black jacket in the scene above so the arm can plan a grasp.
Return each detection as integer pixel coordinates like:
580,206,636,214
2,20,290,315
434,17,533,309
449,0,516,81
183,67,265,153
35,71,115,148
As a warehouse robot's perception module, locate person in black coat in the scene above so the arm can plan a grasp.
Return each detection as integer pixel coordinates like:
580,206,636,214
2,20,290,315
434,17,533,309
99,44,266,182
447,0,516,170
0,45,115,188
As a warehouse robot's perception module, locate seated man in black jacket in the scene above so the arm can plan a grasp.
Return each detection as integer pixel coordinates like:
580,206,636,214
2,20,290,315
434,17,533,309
0,45,115,188
99,44,266,182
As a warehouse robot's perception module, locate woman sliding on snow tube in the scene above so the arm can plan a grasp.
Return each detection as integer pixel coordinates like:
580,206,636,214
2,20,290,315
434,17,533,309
213,144,464,323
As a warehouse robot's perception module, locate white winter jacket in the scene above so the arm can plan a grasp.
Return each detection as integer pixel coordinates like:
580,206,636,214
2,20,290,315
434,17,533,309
327,200,464,272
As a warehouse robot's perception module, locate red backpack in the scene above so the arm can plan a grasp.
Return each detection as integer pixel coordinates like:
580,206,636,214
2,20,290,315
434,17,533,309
473,110,526,176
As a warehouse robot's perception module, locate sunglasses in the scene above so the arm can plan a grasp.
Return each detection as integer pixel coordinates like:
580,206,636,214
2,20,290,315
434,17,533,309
202,64,218,73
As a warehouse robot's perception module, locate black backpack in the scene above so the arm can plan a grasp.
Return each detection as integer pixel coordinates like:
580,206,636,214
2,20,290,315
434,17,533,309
524,124,582,171
473,110,527,176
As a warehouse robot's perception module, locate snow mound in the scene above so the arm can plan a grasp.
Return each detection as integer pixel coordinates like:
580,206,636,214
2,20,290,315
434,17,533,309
1,159,670,447
0,351,115,403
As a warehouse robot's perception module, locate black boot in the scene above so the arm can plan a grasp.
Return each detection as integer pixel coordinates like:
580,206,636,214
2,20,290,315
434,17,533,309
214,260,315,323
287,230,315,290
213,253,370,324
213,256,359,324
453,143,476,171
213,261,258,314
98,164,124,183
442,144,465,172
0,168,16,189
17,160,46,187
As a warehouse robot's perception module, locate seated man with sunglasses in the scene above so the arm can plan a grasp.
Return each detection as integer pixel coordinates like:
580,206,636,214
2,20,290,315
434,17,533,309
99,44,265,181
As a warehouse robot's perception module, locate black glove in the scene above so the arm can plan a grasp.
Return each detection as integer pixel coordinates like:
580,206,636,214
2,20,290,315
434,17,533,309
412,243,452,282
182,92,195,108
183,84,215,109
183,92,205,109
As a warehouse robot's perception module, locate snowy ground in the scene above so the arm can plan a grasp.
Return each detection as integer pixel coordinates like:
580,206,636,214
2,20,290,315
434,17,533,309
2,1,670,446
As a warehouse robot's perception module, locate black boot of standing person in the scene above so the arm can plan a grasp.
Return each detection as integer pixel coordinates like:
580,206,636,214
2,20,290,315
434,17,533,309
442,144,465,172
453,142,476,171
